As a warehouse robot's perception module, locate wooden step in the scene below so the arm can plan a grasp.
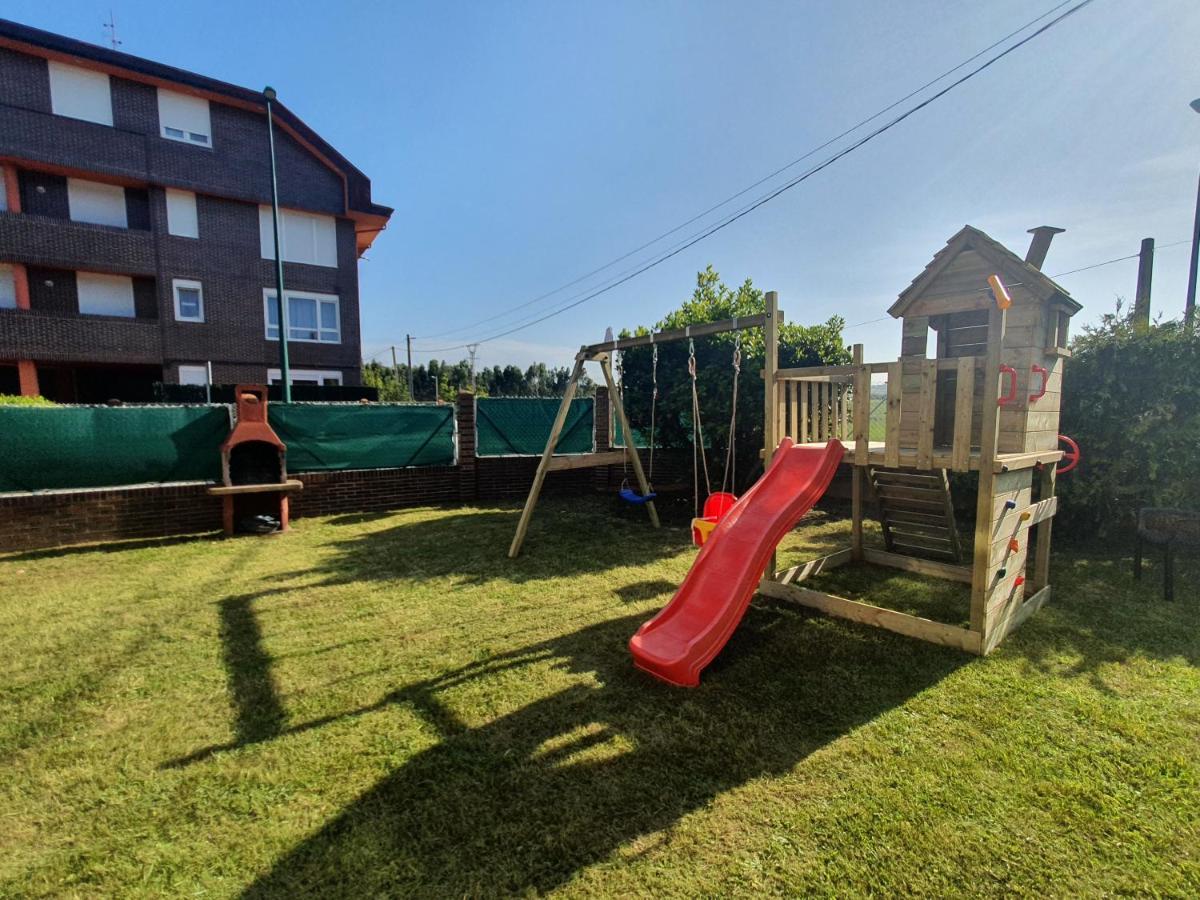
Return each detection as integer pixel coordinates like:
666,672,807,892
870,466,962,564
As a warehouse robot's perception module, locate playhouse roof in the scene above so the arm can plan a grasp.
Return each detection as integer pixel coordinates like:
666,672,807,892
889,225,1081,319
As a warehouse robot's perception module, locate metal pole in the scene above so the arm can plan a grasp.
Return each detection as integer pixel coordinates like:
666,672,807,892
264,87,291,400
406,334,415,399
467,343,478,393
205,360,213,404
390,345,402,401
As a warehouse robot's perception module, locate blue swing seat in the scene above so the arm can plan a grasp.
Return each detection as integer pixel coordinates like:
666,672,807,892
619,487,657,504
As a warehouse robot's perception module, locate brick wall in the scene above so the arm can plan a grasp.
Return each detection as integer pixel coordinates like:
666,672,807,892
0,389,697,552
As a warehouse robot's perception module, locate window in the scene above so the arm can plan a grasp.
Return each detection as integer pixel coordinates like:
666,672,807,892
263,289,340,343
172,279,204,322
165,189,199,238
48,61,112,126
267,368,343,386
77,272,135,317
157,89,212,147
67,179,127,228
0,265,15,310
259,206,338,267
178,364,209,386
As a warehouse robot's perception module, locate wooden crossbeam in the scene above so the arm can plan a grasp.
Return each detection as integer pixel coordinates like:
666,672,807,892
757,579,982,654
578,313,767,357
545,451,627,472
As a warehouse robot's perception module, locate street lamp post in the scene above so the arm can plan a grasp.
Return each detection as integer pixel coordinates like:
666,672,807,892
1185,98,1200,329
264,86,291,400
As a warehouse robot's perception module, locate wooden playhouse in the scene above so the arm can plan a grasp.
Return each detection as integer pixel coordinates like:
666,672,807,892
760,225,1081,654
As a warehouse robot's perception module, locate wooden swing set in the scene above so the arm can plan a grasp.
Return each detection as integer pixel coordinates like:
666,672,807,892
507,294,781,559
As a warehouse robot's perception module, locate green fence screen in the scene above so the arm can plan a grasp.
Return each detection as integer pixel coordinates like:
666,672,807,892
475,398,594,456
268,403,455,472
0,406,230,492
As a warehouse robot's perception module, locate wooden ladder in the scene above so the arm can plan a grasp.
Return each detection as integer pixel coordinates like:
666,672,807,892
869,468,962,563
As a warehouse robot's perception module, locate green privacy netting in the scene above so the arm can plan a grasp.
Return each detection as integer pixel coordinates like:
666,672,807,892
268,403,455,472
475,398,594,456
0,406,230,492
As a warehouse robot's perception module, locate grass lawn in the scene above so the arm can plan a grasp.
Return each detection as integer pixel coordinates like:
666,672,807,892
1,498,1197,897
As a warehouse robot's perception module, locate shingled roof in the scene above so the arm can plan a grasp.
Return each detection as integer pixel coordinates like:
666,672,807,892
889,225,1080,319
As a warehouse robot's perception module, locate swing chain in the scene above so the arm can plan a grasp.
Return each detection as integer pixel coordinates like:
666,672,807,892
722,332,741,496
689,337,711,515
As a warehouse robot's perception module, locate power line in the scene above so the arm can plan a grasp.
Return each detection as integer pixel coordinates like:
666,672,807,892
414,0,1077,344
416,0,1097,354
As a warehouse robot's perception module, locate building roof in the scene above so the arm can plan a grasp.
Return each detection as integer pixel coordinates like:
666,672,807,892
0,18,393,234
889,225,1081,319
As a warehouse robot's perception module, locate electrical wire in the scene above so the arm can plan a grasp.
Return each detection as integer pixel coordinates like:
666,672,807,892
413,0,1097,354
414,0,1078,344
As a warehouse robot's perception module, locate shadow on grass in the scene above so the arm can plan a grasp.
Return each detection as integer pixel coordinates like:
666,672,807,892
1008,552,1199,688
234,607,966,897
276,502,696,588
0,531,221,562
218,594,286,745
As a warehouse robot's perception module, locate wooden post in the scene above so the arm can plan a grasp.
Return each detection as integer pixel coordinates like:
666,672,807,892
763,291,780,466
508,357,586,558
969,302,1007,636
598,354,659,529
1133,237,1153,332
764,291,780,578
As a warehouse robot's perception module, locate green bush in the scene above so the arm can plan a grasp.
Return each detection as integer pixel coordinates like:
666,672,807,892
618,267,850,493
0,394,55,406
1058,311,1200,540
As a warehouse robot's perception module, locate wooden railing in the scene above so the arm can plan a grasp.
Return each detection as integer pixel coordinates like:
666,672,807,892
774,356,984,472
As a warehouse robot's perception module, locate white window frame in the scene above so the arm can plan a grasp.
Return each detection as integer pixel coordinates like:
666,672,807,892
157,88,213,148
67,178,128,228
258,206,338,268
178,364,209,386
172,278,205,323
165,189,199,238
47,61,113,126
267,368,344,386
263,289,341,344
77,271,135,318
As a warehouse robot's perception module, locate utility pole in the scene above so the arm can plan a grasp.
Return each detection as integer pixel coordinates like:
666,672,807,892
406,334,415,400
1133,237,1154,332
467,343,479,393
1186,98,1200,329
390,346,402,401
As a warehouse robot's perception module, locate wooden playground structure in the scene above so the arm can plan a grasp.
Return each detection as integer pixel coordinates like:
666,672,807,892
512,225,1080,657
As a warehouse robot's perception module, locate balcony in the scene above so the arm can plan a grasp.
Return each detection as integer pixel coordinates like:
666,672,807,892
0,104,148,182
0,212,157,276
0,307,162,365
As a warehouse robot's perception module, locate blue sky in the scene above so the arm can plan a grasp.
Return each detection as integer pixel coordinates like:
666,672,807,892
9,0,1200,369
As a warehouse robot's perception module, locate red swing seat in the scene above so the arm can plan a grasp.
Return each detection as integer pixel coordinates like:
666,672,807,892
691,491,738,546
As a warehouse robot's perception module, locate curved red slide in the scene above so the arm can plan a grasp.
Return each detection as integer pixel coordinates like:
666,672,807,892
629,438,844,687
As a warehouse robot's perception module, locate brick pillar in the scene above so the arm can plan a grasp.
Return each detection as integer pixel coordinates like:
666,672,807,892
3,165,37,397
594,386,611,492
456,390,476,501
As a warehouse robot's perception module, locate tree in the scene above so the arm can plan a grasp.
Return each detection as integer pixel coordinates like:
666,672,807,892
617,266,850,493
362,357,594,401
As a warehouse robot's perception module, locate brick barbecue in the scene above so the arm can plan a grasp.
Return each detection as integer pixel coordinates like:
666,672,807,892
207,385,302,534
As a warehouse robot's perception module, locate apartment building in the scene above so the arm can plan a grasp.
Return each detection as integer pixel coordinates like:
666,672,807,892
0,19,392,401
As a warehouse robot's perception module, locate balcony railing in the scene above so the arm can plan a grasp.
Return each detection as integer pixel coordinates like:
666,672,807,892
0,308,162,365
0,211,157,276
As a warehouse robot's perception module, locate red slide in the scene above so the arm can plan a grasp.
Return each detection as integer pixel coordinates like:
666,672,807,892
629,438,844,687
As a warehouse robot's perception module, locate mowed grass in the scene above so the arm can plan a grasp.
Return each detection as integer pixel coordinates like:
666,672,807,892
0,499,1197,898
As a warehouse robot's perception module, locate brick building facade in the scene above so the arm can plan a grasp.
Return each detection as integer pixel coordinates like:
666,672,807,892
0,19,391,401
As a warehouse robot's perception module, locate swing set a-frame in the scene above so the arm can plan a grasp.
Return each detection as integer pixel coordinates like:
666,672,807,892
507,294,781,558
